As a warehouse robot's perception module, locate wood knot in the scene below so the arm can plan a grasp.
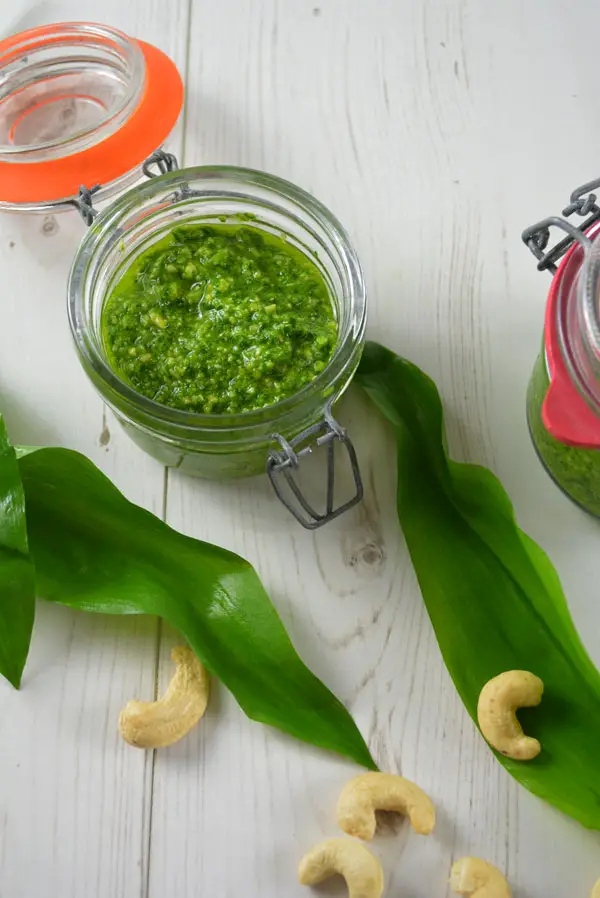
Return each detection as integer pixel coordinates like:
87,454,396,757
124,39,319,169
99,423,111,447
41,216,58,236
346,540,386,573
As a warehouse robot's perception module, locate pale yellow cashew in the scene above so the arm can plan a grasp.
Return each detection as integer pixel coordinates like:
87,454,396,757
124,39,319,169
336,772,435,840
119,645,210,748
450,858,511,898
298,838,384,898
477,670,543,760
591,878,600,898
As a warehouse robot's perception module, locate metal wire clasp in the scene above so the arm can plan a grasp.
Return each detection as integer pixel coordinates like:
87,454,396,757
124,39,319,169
267,402,363,529
69,150,180,226
68,183,101,226
142,150,178,178
522,177,600,274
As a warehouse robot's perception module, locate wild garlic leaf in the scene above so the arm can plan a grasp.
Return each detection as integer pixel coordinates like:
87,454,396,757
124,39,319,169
17,446,375,770
0,418,35,688
357,341,600,828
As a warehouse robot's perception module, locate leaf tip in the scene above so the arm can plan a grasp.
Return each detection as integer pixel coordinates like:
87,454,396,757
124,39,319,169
3,667,22,689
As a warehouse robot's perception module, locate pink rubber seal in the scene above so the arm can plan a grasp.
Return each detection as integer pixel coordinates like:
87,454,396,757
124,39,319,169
542,239,600,448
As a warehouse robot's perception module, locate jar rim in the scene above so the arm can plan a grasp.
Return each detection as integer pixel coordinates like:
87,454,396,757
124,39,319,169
68,164,367,435
0,22,146,160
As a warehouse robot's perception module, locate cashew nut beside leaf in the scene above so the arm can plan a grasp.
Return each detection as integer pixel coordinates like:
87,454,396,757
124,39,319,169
477,670,543,760
119,645,210,748
450,857,511,898
336,772,435,840
298,838,384,898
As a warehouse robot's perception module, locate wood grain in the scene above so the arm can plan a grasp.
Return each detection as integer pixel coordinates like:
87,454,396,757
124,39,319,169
2,1,600,896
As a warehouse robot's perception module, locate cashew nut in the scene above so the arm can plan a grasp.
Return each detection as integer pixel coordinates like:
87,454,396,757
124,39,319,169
298,838,384,898
591,879,600,898
118,645,209,748
476,670,543,760
450,858,511,898
336,772,435,840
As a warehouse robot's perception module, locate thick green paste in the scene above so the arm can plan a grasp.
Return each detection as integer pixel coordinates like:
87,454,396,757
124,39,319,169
102,223,337,414
527,351,600,515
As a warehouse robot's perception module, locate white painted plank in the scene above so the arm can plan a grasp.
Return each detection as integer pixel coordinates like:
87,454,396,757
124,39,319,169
151,1,600,897
0,2,189,897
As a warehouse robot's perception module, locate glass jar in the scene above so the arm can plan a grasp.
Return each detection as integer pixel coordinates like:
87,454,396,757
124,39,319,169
68,165,367,523
523,198,600,515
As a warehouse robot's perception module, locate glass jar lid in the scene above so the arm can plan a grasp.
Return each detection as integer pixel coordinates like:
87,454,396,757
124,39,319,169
0,21,183,212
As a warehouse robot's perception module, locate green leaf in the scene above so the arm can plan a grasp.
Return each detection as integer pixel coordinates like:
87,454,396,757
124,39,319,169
0,418,35,688
17,447,375,769
356,340,600,827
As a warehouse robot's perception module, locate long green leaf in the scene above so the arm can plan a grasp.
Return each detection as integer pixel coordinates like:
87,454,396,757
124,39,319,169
356,340,600,827
17,447,375,769
0,419,35,687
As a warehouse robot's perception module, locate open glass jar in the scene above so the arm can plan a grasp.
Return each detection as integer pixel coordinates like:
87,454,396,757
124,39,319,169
68,165,367,527
0,21,183,212
523,185,600,515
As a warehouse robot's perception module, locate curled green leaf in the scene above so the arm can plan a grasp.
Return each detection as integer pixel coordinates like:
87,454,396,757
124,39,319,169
356,340,600,828
17,447,375,769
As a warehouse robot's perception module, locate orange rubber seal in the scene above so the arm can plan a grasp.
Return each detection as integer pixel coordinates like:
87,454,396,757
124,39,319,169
0,37,183,205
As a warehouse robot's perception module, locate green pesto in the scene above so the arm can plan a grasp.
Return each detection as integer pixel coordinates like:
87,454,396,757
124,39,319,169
102,223,337,415
527,351,600,516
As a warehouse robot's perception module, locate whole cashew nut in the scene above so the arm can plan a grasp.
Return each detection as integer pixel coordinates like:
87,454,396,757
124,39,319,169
450,857,511,898
298,838,384,898
336,772,435,840
119,645,210,748
592,878,600,898
477,670,543,760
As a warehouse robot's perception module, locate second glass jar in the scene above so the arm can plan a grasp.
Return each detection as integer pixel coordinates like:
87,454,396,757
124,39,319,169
526,222,600,515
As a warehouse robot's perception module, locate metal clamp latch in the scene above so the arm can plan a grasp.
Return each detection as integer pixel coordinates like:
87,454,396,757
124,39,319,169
142,150,179,179
69,183,101,226
68,149,179,226
267,402,363,529
522,177,600,274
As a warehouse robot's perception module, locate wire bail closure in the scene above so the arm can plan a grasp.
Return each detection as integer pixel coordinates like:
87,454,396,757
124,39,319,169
69,183,101,226
142,150,179,178
522,177,600,274
267,401,364,529
69,149,179,225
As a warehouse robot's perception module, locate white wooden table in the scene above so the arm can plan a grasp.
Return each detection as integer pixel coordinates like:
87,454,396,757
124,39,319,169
2,1,600,895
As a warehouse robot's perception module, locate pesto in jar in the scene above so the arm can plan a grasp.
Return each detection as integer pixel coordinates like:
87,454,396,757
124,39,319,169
102,223,337,414
527,350,600,516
